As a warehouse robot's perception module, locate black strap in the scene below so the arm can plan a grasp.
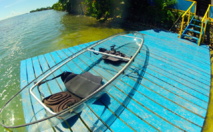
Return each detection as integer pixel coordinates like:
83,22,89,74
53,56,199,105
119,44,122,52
35,73,64,86
91,48,99,55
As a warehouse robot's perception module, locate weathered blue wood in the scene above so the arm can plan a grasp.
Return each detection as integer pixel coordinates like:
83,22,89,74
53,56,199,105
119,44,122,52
137,46,210,86
108,86,182,131
145,49,210,86
141,30,209,55
115,80,202,131
143,36,210,72
141,30,210,63
20,30,211,132
67,44,147,132
76,55,142,131
43,53,64,93
43,49,92,131
50,46,114,131
36,55,55,96
77,44,203,131
37,55,75,132
94,50,204,131
123,47,209,109
25,58,52,131
138,52,210,88
147,45,210,79
123,45,210,94
31,56,62,132
20,59,35,122
128,66,207,117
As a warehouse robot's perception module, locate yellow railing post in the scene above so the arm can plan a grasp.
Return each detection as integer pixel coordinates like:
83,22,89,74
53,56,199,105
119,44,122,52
194,1,197,15
198,22,204,46
187,12,190,25
202,21,208,42
198,4,211,45
178,1,196,38
179,17,184,38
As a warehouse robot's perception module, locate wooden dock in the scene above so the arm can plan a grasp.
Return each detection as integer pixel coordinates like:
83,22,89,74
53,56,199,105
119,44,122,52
20,29,211,132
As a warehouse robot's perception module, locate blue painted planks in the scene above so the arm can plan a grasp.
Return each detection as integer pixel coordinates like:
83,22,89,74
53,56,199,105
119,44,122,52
77,43,204,131
34,55,68,132
143,36,210,73
20,30,211,132
65,44,143,131
146,45,210,79
20,60,36,123
49,46,113,131
140,30,210,63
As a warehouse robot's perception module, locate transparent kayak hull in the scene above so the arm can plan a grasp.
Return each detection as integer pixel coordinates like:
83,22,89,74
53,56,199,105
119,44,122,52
0,32,144,130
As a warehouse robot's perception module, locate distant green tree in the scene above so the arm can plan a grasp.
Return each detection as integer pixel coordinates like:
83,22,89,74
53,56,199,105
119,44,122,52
84,0,111,21
52,2,65,11
153,0,178,24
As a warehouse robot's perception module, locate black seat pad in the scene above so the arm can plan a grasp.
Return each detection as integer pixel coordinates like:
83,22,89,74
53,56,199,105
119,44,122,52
65,72,102,98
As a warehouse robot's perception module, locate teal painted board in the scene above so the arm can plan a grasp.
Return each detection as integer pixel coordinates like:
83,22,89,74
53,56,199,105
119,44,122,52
140,30,210,56
25,58,44,122
123,46,209,109
124,61,206,118
146,36,209,73
121,74,204,127
44,49,100,131
97,50,204,131
65,47,138,131
108,86,183,131
146,45,210,79
20,60,36,122
39,49,97,131
46,46,114,131
122,45,210,96
116,84,202,131
24,58,54,131
30,57,60,132
142,35,210,72
36,55,61,96
77,42,204,130
73,49,157,131
140,30,210,65
55,43,155,131
33,56,66,132
137,47,210,86
19,30,211,131
145,48,210,85
138,52,210,88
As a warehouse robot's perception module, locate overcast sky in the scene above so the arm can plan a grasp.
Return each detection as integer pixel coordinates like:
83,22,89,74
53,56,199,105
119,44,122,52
0,0,58,21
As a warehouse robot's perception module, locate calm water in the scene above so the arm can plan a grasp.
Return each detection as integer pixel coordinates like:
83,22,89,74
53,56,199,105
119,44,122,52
0,10,124,131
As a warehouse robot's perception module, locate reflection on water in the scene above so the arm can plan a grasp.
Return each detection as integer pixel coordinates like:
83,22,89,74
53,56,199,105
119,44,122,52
0,10,124,131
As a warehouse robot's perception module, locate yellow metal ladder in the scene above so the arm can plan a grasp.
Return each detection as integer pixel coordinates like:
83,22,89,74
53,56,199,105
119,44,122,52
179,2,213,46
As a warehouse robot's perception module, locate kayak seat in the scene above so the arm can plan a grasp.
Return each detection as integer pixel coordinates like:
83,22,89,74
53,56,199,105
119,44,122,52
42,72,102,113
65,72,102,98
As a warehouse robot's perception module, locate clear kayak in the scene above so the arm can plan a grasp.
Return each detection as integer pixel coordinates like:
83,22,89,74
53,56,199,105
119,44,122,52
0,32,144,131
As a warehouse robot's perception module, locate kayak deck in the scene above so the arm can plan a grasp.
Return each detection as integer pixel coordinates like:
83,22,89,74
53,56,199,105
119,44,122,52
20,30,211,131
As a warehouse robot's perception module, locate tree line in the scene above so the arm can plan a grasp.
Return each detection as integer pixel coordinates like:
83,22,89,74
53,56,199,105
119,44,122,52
52,0,179,29
30,7,52,13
